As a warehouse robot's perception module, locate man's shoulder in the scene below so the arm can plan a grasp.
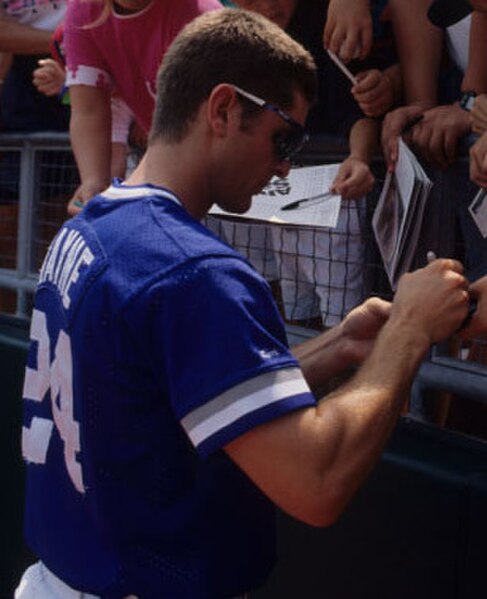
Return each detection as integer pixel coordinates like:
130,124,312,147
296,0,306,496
81,187,250,295
90,187,240,257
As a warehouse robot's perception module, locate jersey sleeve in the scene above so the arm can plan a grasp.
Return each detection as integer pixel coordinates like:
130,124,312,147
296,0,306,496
63,0,113,90
129,254,317,459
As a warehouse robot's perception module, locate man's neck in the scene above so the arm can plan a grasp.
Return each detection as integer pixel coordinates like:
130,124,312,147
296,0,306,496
125,142,212,221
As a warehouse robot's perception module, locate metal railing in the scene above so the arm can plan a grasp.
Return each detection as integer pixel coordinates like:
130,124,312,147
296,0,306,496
0,132,78,315
1,131,486,443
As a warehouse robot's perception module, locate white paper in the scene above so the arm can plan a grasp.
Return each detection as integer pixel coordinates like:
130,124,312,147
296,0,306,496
210,164,342,229
469,188,487,238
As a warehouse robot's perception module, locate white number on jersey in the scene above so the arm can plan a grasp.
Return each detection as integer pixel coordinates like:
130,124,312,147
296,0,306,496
22,308,84,494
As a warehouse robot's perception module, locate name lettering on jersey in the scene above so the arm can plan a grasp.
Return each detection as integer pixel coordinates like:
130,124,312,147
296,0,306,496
39,228,94,308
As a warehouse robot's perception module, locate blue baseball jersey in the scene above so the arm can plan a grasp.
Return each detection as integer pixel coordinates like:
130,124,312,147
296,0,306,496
21,182,316,598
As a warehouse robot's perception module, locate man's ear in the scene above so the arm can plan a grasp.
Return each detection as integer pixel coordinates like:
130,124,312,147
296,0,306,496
206,84,240,138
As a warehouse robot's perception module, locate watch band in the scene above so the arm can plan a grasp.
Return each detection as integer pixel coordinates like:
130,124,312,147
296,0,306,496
459,90,477,112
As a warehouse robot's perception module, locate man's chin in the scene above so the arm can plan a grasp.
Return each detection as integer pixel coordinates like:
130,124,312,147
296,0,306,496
217,197,252,215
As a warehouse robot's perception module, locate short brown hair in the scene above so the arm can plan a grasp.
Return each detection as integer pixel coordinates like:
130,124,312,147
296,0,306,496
149,8,317,143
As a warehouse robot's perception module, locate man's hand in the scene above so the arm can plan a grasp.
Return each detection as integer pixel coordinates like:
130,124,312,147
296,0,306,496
331,156,374,199
323,0,372,63
409,103,472,169
460,275,487,339
381,105,424,171
472,94,487,134
469,131,487,188
352,69,395,118
392,259,469,345
340,297,391,364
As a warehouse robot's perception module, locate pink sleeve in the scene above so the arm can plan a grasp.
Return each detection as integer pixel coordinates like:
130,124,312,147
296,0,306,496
64,0,113,90
111,95,134,144
197,0,224,11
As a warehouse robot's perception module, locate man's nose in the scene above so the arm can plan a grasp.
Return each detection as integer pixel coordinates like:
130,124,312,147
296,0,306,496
274,158,291,179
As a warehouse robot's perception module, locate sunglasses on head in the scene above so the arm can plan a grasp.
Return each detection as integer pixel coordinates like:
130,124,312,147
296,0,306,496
232,85,309,163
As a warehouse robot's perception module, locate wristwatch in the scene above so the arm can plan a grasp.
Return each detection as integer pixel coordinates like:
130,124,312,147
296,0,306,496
459,90,477,112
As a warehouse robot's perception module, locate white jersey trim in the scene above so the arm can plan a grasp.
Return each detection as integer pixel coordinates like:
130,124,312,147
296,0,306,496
182,367,310,447
101,183,182,206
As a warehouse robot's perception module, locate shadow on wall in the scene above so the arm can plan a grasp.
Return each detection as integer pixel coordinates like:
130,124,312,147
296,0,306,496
0,315,35,597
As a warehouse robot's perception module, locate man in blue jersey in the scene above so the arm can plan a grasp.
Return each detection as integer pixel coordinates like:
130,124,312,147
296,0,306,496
17,8,469,599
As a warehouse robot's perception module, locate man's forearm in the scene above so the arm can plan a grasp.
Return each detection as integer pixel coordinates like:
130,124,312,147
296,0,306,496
293,297,390,392
309,314,431,521
236,308,431,528
292,324,355,391
227,262,467,527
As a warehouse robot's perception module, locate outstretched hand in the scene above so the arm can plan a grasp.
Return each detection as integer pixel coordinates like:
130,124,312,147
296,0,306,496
33,58,65,97
381,105,424,171
469,131,487,188
352,69,395,118
323,0,373,63
460,275,487,340
331,156,375,199
67,180,108,217
409,104,472,169
472,94,487,135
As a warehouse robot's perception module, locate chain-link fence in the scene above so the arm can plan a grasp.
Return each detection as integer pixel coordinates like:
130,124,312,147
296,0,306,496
1,132,486,443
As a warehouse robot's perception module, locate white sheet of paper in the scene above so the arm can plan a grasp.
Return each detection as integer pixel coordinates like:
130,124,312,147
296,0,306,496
394,140,416,214
210,164,342,229
469,188,487,238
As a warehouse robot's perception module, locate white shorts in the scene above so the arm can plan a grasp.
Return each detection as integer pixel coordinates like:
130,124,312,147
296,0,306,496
271,198,366,327
15,561,247,599
15,562,125,599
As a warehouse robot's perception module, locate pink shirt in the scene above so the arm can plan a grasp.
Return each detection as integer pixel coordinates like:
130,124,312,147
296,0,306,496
64,0,221,133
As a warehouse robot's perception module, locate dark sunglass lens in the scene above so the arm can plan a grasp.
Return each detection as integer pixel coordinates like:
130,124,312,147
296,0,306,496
273,134,289,162
274,131,308,162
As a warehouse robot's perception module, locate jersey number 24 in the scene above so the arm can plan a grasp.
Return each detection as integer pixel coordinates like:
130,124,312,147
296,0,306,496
22,308,84,494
